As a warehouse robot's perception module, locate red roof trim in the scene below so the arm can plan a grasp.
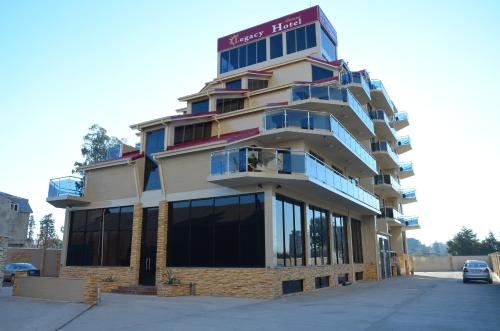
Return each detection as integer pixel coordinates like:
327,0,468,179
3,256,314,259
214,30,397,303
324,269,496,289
167,128,260,151
89,151,143,166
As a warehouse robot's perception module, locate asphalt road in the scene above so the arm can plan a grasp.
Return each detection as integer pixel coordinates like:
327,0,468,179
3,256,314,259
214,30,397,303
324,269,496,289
1,272,499,330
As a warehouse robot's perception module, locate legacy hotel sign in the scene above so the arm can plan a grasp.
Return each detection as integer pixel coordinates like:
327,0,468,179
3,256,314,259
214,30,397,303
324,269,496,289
217,6,336,52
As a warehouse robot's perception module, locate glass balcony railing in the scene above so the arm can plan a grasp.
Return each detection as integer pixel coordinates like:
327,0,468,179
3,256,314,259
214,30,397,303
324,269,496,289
401,188,416,200
369,79,395,113
290,85,374,135
371,141,399,163
210,147,380,210
397,136,411,147
341,72,371,97
374,174,401,192
399,162,413,173
378,207,403,221
48,176,84,198
393,112,408,122
369,111,397,137
403,216,419,227
105,144,121,160
264,109,377,172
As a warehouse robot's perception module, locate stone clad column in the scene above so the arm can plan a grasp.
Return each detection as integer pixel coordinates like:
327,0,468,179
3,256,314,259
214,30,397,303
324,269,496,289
361,215,379,280
130,203,143,285
156,200,168,285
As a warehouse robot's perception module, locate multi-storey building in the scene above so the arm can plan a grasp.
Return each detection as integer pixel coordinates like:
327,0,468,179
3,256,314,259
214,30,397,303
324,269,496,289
47,6,419,298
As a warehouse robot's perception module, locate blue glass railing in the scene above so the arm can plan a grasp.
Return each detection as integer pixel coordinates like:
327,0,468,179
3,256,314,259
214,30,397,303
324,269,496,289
399,162,413,173
48,176,84,198
393,112,408,122
401,188,416,200
370,79,394,113
403,216,419,227
371,141,399,163
378,207,403,220
374,174,401,192
369,111,397,137
397,136,411,147
341,72,371,98
210,147,380,210
264,109,377,172
290,85,374,135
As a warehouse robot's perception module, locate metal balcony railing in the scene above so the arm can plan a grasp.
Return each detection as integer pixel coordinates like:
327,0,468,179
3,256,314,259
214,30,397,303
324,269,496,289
369,79,395,113
48,176,84,198
374,174,401,192
341,72,371,97
371,141,399,163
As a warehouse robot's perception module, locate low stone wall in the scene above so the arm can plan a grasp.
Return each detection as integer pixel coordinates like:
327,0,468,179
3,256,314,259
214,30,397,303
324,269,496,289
411,255,491,272
489,253,500,276
60,266,135,293
157,283,193,297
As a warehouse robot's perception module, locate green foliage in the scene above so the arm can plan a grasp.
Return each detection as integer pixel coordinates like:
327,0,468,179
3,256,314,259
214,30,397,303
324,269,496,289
73,124,122,174
27,215,36,242
480,231,500,254
37,214,60,248
447,227,500,256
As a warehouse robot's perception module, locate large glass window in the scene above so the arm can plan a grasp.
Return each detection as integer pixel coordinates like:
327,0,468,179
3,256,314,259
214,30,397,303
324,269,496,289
219,39,267,74
286,23,317,55
67,207,133,266
312,65,334,82
225,79,242,89
143,129,164,191
167,193,265,268
320,27,337,61
191,99,209,114
216,98,245,114
332,214,349,264
275,195,304,267
270,34,283,59
307,206,330,265
173,122,212,145
351,219,364,263
248,79,268,91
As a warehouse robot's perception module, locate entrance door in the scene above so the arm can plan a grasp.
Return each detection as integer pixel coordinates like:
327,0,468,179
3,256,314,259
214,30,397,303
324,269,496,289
378,236,391,279
139,207,158,286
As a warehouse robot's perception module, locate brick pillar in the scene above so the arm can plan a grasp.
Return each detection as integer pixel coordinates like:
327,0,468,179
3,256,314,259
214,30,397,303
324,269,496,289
361,216,379,281
156,200,168,285
130,203,144,285
83,274,98,305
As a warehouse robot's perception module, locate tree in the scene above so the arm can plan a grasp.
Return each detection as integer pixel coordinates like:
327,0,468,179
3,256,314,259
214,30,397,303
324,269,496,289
73,124,122,174
37,214,59,248
447,227,481,256
27,215,36,245
479,231,500,254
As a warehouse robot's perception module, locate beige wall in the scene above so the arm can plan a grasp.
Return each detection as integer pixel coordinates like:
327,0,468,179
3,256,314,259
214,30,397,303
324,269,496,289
411,255,490,272
85,164,137,201
14,276,85,302
219,111,263,134
7,248,61,277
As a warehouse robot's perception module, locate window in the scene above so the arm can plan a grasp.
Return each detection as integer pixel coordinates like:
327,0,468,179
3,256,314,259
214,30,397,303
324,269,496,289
307,206,330,265
351,219,363,264
312,65,334,81
286,23,317,55
143,129,164,191
10,203,18,211
275,195,304,267
173,122,212,145
320,27,337,61
191,99,209,114
167,193,265,268
332,214,349,264
226,79,242,89
282,279,303,294
216,98,245,114
67,207,133,266
270,34,283,59
248,79,269,91
219,40,267,74
315,276,329,289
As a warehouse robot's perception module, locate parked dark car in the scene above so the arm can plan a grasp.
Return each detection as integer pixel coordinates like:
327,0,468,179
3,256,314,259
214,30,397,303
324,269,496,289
2,263,40,282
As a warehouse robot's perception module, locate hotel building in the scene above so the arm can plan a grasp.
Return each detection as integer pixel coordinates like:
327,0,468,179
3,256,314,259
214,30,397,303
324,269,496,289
47,6,418,298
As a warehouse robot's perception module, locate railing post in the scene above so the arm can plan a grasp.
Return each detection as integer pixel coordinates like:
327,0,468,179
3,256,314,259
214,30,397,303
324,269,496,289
284,109,287,128
226,151,230,175
307,111,310,129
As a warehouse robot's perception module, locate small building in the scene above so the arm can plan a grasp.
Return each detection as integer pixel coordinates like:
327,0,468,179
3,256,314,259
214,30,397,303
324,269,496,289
0,191,33,247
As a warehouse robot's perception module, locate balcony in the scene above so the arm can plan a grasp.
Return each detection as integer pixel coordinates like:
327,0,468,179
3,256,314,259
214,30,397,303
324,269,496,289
262,109,377,177
369,110,397,141
209,147,380,215
396,136,412,154
371,141,399,169
392,112,409,130
401,188,417,204
403,216,420,230
369,80,395,116
373,174,401,198
342,72,371,105
47,176,88,208
290,85,375,139
399,162,414,179
377,207,403,226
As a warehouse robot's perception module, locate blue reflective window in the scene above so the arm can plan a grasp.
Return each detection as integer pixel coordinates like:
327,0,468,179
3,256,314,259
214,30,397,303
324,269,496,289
238,46,247,68
226,79,242,89
286,30,296,54
306,24,317,48
296,27,306,51
247,42,256,65
144,129,164,191
312,65,334,81
257,39,266,63
229,48,238,72
191,99,209,113
220,51,229,74
270,34,283,59
320,27,337,61
286,24,316,55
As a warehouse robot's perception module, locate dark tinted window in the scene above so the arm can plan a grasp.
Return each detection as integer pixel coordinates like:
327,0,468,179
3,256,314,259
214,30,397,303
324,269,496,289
220,51,229,74
286,24,316,55
219,40,267,74
306,24,317,48
167,193,265,268
270,34,283,59
332,214,349,264
312,65,334,81
238,46,247,68
226,79,242,89
144,129,164,191
282,280,303,294
247,42,257,65
351,219,363,263
248,79,268,91
216,98,245,114
275,195,304,267
229,48,238,71
173,123,212,145
191,99,209,113
257,40,266,63
308,206,330,265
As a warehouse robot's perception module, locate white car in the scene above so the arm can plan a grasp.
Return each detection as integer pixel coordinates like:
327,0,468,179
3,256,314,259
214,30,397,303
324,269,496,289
462,260,493,284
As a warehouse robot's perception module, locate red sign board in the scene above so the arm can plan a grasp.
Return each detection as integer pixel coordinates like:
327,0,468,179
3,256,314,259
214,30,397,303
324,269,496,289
217,6,320,52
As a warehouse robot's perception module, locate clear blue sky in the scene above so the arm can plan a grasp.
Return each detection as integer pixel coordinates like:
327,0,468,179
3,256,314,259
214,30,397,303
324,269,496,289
1,0,499,244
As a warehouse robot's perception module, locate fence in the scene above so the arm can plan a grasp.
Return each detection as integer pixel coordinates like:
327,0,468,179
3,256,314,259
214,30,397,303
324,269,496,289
411,255,491,272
